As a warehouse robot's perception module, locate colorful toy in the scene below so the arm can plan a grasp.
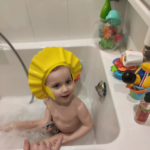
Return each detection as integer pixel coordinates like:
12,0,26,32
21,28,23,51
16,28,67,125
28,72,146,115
74,74,80,81
102,26,118,39
106,10,121,26
28,47,82,100
113,30,125,43
100,37,114,49
100,0,111,23
122,62,150,100
99,10,125,49
74,62,83,81
111,55,138,80
126,85,150,100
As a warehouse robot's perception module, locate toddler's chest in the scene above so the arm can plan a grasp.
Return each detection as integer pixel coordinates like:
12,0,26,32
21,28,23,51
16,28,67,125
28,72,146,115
50,106,77,122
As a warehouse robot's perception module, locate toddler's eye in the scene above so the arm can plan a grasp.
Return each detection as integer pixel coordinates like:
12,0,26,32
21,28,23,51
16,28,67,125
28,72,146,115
53,84,60,88
66,80,72,84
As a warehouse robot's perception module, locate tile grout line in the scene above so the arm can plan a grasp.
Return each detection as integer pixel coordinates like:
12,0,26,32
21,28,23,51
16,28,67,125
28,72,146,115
24,0,36,42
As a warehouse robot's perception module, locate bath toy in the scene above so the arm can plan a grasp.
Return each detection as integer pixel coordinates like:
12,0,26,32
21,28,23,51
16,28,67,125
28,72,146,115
122,62,150,88
100,37,114,49
80,62,83,67
102,26,118,39
44,121,60,134
100,0,111,23
28,47,82,100
106,10,121,26
106,10,120,20
74,74,80,82
113,31,125,43
122,62,150,100
111,65,123,80
111,55,138,80
99,29,103,38
99,9,125,50
74,62,83,81
114,57,137,72
126,85,150,100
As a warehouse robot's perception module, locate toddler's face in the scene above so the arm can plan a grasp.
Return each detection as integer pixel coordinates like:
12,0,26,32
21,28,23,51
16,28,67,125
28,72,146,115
46,66,74,105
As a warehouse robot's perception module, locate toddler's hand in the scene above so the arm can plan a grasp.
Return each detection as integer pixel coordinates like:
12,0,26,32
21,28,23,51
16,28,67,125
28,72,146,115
0,122,16,132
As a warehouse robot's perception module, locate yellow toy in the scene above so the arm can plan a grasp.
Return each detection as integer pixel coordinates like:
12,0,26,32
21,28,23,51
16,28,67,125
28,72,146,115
122,62,150,88
28,47,82,100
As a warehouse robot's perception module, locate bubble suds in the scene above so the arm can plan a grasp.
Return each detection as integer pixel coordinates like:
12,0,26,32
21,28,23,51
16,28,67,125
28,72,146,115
0,95,95,149
0,96,51,149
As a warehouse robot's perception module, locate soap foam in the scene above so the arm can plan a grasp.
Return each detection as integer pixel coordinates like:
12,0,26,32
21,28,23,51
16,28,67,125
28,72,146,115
0,95,95,149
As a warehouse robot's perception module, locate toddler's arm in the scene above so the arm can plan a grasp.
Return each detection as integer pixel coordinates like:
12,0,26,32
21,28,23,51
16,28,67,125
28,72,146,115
0,107,52,132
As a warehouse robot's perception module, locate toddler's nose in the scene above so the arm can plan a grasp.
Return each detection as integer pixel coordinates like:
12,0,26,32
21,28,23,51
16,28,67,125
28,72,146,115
62,85,68,93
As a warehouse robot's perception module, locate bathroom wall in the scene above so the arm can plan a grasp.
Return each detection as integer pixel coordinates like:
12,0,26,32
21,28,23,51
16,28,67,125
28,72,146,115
123,2,148,51
0,0,127,43
0,0,147,51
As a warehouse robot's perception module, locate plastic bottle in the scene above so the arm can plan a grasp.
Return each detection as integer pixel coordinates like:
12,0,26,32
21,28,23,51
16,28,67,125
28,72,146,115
134,92,150,124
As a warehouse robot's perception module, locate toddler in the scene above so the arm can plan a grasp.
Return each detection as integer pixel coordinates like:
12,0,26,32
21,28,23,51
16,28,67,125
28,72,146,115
0,47,93,146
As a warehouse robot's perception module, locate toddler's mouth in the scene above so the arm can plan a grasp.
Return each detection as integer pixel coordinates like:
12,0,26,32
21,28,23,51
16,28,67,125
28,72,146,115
61,94,70,99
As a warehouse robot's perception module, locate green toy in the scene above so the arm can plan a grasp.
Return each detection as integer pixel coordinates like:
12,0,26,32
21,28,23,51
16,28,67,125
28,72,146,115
100,37,114,49
100,0,111,23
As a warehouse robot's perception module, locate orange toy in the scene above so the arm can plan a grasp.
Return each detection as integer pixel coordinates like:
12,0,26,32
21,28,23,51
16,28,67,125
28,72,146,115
102,26,118,39
115,58,136,72
74,74,80,81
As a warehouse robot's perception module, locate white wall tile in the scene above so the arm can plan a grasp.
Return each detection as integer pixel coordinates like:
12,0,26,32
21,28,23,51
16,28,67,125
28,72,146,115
0,0,35,43
25,0,69,42
124,2,148,51
0,0,142,44
68,0,127,40
111,0,127,29
68,0,105,39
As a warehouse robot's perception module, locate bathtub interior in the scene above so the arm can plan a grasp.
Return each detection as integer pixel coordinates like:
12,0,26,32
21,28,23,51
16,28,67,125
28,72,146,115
0,46,119,149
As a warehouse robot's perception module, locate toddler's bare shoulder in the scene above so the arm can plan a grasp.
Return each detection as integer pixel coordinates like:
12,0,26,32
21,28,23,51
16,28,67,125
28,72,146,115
73,96,85,107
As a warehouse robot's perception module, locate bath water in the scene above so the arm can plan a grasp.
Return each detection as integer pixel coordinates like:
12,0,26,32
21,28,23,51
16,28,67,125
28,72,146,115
0,95,95,149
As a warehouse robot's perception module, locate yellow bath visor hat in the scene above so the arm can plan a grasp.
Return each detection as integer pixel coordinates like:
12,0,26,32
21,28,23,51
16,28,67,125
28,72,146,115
28,47,82,100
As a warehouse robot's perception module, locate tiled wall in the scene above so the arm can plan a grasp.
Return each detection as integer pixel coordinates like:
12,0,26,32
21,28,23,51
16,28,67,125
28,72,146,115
124,2,148,51
0,0,127,43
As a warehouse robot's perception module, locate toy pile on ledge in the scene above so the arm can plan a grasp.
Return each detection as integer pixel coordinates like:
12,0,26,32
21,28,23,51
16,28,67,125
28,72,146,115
111,49,150,100
122,62,150,100
111,51,139,80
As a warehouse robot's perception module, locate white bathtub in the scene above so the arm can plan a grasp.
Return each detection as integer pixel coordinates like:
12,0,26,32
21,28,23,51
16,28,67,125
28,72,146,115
0,39,149,150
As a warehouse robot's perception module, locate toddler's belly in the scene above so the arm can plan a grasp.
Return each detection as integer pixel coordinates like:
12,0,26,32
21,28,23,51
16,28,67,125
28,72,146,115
54,119,81,133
